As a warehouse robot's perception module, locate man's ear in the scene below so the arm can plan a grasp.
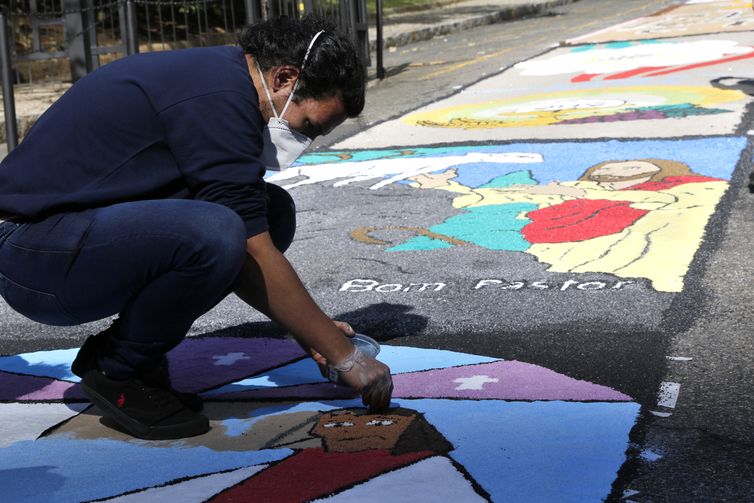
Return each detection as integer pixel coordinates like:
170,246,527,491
272,65,301,93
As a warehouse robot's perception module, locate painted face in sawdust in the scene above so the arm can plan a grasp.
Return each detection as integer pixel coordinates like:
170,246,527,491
311,410,416,452
587,161,662,190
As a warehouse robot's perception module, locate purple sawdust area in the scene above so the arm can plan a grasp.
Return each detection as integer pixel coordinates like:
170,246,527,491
214,360,633,402
0,371,85,402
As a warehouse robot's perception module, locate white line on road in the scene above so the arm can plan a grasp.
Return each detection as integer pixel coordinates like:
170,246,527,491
658,382,681,409
666,356,693,361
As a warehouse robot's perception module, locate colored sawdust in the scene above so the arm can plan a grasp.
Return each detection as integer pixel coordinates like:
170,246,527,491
0,337,641,502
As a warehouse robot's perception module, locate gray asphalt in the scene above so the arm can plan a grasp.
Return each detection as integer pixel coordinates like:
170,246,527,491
2,0,753,500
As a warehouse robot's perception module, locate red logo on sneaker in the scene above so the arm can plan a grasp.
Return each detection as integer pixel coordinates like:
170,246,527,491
116,393,126,408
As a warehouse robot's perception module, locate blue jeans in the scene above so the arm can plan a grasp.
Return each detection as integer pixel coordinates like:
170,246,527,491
0,184,295,378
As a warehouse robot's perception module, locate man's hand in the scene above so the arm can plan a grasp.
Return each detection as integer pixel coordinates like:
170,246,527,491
331,347,393,411
235,233,393,410
312,322,394,411
312,321,393,411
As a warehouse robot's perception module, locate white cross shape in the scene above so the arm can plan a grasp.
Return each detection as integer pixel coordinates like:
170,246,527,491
212,352,251,366
453,375,499,390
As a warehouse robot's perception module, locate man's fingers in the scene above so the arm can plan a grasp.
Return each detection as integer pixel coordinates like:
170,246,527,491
370,385,391,411
311,350,327,366
362,375,393,411
333,320,355,337
334,349,393,410
361,382,377,408
361,386,375,407
377,379,393,410
383,380,394,408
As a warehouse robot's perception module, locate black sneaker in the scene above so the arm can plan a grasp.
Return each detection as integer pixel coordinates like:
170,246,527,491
80,369,210,440
72,323,204,412
139,357,204,412
71,324,114,379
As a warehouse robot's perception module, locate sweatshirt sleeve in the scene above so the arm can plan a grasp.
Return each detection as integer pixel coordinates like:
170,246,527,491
158,90,269,238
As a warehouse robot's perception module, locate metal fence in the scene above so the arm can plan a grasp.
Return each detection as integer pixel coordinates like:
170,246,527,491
0,0,370,150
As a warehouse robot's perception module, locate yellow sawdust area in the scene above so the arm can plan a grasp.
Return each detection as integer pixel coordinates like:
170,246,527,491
410,173,729,292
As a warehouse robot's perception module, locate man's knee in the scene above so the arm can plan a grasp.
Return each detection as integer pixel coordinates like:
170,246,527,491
186,202,247,274
267,184,296,253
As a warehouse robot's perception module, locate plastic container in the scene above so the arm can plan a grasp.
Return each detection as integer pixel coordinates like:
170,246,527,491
352,333,380,358
324,333,381,383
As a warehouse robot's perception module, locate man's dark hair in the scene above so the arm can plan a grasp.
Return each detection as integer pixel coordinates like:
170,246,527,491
238,15,365,117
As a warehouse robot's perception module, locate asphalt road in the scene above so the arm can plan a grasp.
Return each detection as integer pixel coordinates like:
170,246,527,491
2,0,754,501
338,4,754,500
333,0,754,502
319,4,754,498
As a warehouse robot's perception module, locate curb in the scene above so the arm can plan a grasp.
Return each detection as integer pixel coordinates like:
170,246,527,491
375,0,472,17
372,0,575,49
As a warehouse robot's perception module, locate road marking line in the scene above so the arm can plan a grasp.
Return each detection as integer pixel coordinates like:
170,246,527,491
408,61,449,67
420,47,515,80
666,356,693,361
657,382,680,408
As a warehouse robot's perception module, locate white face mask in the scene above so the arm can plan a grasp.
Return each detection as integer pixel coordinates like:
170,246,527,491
257,30,325,171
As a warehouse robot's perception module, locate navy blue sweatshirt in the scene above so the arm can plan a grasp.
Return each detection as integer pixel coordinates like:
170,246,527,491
0,46,269,238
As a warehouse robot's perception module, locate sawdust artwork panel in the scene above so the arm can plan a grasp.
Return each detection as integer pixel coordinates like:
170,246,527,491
403,85,739,128
336,86,747,147
516,36,754,84
0,336,639,502
333,33,752,149
270,137,746,293
567,0,754,45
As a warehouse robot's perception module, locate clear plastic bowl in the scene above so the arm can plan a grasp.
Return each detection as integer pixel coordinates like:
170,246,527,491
352,333,380,358
322,333,382,383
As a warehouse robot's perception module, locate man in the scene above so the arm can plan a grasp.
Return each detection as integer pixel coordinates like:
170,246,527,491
0,15,392,440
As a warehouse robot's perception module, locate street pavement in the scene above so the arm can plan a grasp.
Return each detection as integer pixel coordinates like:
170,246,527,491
2,0,754,501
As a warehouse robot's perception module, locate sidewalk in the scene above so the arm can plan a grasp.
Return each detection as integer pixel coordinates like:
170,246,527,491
0,82,71,145
0,0,573,145
369,0,572,48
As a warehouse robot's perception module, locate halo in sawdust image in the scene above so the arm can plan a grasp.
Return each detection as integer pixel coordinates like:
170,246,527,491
0,335,639,502
270,137,747,293
333,83,749,147
401,86,741,129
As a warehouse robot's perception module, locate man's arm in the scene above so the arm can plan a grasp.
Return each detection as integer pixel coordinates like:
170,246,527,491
234,231,393,410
